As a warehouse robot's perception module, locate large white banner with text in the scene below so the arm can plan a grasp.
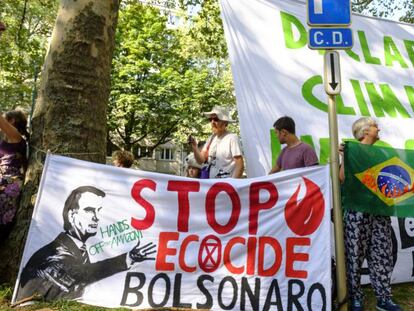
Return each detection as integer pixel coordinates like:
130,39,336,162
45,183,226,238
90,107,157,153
220,0,414,177
220,0,414,286
13,155,331,310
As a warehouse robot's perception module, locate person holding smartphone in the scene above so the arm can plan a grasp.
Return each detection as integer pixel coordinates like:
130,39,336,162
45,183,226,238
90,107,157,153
188,106,244,179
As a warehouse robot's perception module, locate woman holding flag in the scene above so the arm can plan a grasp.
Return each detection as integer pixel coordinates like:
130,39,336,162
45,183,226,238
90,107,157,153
339,117,401,311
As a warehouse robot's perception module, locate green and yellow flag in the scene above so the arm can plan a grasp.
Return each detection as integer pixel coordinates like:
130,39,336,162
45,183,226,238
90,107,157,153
342,141,414,217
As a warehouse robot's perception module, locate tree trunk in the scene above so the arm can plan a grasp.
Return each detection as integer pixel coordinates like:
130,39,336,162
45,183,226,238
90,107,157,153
0,0,120,283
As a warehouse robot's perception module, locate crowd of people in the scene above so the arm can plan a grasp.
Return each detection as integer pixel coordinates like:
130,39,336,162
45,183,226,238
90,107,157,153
0,106,402,310
186,111,401,310
0,20,403,311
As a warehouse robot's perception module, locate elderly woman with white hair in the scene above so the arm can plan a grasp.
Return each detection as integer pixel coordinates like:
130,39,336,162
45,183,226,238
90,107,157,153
339,117,401,311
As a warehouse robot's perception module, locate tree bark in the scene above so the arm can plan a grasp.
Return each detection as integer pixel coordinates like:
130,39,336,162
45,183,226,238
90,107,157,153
0,0,120,283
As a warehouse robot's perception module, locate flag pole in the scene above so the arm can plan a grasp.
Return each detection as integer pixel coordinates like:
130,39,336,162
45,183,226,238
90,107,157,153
328,94,348,310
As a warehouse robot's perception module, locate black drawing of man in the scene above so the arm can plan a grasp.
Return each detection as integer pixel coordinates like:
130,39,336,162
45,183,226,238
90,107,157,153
16,186,156,301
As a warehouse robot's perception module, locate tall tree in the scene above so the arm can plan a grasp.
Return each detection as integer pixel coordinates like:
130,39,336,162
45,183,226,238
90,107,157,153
186,0,228,60
0,0,58,110
0,0,120,283
109,2,189,152
108,1,235,154
178,0,238,139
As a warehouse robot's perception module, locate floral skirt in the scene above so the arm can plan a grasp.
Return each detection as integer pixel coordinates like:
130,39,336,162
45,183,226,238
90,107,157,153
0,175,23,225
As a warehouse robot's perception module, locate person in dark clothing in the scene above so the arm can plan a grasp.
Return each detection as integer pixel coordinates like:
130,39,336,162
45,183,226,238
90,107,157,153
0,110,29,241
0,22,29,242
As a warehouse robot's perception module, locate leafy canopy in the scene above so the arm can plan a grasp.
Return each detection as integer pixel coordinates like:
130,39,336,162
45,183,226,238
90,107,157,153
109,0,235,154
0,0,58,111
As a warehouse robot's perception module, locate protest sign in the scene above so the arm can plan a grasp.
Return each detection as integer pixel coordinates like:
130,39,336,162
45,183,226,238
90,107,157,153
219,0,414,285
13,155,331,310
220,0,414,177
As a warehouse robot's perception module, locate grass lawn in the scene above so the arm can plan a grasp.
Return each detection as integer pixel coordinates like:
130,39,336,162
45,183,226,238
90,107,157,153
1,282,413,310
363,283,414,310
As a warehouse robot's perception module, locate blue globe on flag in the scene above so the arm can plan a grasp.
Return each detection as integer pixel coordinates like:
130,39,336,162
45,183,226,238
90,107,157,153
377,165,411,198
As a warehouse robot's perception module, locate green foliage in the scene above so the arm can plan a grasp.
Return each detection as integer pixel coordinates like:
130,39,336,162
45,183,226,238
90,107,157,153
400,1,414,23
352,0,414,22
0,0,58,111
109,1,235,154
186,0,228,59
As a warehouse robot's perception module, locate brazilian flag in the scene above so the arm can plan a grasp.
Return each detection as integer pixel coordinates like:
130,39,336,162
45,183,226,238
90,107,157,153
342,141,414,217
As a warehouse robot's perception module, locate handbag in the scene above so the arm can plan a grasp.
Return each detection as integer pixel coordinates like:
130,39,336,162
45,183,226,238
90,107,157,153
200,163,211,179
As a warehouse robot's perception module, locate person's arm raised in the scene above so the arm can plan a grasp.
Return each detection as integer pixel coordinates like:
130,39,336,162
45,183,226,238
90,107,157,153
189,135,207,164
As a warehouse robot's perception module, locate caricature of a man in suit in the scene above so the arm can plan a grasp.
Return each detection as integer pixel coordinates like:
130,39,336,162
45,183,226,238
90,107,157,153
17,186,155,300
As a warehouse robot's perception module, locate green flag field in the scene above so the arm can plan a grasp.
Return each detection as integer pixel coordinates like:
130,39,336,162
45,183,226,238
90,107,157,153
343,142,414,217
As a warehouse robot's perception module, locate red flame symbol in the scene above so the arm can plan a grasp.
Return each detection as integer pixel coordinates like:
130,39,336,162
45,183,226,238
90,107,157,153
284,177,325,236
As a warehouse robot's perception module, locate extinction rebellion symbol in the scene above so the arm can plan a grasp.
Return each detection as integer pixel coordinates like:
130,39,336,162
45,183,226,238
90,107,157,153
198,235,221,272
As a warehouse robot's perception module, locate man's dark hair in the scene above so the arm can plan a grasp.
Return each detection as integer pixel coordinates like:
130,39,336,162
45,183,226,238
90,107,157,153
273,116,295,134
62,186,106,231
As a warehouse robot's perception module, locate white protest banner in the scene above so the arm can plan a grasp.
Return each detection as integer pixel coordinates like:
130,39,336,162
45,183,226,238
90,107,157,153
219,0,414,285
13,155,331,310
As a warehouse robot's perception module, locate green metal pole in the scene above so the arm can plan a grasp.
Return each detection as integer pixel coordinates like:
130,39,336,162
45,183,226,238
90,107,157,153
328,94,348,310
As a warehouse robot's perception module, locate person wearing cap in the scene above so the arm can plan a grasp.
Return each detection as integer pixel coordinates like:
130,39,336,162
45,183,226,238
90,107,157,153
189,105,244,178
268,116,318,174
184,153,201,178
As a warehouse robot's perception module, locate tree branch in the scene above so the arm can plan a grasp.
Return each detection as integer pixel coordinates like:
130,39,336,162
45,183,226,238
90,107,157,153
16,0,28,47
151,121,178,149
116,127,126,141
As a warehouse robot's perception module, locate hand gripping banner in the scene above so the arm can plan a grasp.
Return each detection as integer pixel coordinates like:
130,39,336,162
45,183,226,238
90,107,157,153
13,155,331,310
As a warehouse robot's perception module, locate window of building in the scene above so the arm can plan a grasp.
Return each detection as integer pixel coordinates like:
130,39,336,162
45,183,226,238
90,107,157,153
160,148,174,160
137,146,153,158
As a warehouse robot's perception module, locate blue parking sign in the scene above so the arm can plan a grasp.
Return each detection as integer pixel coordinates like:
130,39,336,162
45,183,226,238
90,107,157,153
307,0,351,26
308,28,353,49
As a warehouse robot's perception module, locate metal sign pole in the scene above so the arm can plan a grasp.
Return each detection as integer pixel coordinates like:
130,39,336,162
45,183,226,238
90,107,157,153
328,93,348,311
307,2,352,308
